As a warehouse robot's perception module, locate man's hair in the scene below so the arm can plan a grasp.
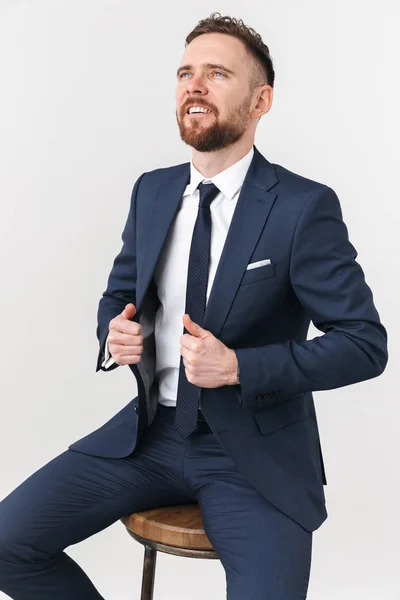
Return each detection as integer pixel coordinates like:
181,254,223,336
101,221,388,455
185,12,275,91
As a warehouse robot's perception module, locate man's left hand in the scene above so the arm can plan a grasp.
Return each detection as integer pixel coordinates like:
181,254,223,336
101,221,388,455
180,313,239,388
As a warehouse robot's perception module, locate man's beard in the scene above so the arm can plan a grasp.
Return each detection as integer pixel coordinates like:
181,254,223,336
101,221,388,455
176,96,252,152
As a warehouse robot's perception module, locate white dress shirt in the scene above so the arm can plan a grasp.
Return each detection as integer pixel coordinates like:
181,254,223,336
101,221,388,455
102,146,254,407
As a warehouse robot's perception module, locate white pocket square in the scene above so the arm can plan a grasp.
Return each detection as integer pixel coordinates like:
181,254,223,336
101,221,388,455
246,258,271,270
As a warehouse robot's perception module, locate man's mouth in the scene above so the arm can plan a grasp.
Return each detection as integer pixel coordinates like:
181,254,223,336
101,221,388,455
185,106,214,116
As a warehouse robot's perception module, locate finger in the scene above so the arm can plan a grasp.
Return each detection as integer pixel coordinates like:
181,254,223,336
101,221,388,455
110,318,142,336
115,354,142,365
109,344,143,357
180,334,197,350
108,332,143,346
120,303,136,320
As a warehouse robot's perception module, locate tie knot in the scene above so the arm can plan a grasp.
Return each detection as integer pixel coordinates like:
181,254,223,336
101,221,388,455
197,182,220,208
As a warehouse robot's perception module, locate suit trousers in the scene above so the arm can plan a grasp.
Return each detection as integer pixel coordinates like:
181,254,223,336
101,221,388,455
0,404,312,600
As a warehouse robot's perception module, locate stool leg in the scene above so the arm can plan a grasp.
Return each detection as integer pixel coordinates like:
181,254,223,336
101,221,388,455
140,544,157,600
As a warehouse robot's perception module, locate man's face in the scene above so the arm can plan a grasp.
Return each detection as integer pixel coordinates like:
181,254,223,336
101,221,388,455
175,33,256,152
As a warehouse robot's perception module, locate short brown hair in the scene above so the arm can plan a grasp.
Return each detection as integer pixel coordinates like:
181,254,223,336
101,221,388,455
185,12,275,91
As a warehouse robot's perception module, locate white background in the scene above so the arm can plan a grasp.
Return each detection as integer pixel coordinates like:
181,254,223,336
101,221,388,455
0,1,399,598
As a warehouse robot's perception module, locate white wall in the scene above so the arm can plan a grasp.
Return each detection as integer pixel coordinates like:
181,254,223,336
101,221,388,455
0,1,398,598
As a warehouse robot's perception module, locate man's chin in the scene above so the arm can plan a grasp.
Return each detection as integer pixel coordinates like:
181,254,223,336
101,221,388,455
179,130,206,146
178,121,228,151
183,139,204,150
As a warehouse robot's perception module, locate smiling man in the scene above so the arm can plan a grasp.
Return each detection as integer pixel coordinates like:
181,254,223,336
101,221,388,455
0,12,388,600
176,29,269,160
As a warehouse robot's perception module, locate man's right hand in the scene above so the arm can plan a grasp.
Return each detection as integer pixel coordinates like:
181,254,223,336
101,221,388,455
107,303,143,365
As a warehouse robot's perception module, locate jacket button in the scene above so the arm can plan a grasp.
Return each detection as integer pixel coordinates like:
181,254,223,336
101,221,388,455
134,405,139,414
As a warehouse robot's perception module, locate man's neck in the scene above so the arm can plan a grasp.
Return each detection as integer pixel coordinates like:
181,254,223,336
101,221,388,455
191,141,254,179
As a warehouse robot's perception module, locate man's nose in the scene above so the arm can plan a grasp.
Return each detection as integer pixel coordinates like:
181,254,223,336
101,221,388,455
185,74,208,94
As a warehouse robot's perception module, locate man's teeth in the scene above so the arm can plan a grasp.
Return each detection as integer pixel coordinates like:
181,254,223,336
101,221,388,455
188,107,212,114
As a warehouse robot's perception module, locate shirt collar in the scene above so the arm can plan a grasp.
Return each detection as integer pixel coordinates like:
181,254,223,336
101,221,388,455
183,146,254,200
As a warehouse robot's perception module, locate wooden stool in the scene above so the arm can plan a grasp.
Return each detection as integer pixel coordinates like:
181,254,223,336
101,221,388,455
121,503,219,600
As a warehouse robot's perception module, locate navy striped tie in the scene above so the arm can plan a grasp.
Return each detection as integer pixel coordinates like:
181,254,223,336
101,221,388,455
175,182,220,438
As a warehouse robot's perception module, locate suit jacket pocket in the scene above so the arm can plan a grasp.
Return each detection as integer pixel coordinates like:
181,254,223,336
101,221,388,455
253,394,307,434
240,261,276,286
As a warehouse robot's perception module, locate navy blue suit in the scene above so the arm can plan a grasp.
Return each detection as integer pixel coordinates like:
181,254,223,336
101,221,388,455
71,144,388,529
0,146,388,599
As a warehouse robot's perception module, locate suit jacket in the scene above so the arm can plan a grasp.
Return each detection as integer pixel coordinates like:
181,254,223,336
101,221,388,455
69,145,388,532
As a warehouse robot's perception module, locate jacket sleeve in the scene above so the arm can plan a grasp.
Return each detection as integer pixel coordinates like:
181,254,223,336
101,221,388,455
95,172,146,372
234,185,389,411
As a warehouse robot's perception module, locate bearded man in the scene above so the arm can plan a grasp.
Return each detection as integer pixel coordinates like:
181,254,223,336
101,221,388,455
0,12,388,600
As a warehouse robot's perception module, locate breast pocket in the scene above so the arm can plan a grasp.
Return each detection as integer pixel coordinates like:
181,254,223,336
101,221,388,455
239,261,276,286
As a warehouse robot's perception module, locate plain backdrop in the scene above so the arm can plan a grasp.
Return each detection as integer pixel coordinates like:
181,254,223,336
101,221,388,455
0,1,399,599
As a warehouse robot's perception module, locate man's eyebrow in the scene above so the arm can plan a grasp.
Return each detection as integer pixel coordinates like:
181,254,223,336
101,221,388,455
176,63,235,77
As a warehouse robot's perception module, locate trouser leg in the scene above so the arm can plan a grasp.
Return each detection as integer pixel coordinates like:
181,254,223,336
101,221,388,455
0,406,194,599
184,424,313,599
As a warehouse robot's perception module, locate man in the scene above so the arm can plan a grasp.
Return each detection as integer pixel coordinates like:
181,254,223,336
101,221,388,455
0,12,388,600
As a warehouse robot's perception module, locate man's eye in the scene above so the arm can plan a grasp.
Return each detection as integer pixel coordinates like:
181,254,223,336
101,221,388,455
179,71,226,79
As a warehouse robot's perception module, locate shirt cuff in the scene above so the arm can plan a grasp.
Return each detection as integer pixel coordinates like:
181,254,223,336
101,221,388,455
101,333,116,369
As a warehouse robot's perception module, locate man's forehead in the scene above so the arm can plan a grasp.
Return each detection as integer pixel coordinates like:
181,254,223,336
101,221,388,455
181,33,246,64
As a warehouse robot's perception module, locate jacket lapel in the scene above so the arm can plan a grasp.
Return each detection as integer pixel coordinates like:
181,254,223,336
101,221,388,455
135,168,190,310
136,146,278,337
203,181,277,337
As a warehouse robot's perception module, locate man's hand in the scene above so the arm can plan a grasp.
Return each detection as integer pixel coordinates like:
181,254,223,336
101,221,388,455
108,303,143,366
180,313,239,388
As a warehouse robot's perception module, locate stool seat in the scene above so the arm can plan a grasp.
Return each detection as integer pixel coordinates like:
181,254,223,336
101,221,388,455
121,503,213,551
121,503,218,599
